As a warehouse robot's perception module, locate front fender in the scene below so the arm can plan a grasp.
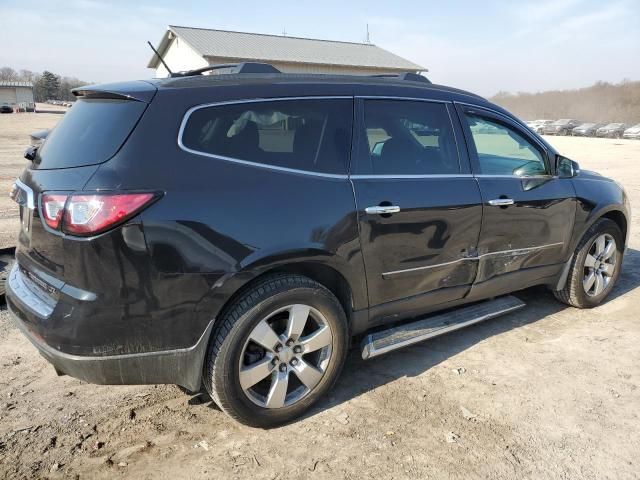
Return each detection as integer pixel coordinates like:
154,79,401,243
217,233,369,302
570,174,630,251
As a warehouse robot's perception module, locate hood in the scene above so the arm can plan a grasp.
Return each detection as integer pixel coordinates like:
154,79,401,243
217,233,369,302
625,126,640,133
577,169,617,183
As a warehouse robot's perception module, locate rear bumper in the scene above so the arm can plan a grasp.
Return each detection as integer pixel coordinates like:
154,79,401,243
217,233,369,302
6,263,212,391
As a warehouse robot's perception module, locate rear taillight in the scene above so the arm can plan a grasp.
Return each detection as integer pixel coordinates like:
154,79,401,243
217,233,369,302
40,192,157,236
41,194,68,229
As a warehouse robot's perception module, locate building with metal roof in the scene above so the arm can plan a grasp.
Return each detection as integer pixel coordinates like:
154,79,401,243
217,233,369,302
0,81,34,108
148,26,426,78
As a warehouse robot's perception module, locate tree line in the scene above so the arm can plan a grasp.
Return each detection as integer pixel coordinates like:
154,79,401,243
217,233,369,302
490,80,640,124
0,66,89,102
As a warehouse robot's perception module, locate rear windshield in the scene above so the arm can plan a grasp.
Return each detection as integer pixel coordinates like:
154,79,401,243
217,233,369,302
35,98,146,169
180,98,353,175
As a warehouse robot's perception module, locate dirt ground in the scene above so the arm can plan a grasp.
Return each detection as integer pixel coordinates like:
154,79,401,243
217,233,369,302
1,113,640,479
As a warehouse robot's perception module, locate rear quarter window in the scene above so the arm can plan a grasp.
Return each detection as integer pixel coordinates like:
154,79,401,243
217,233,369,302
36,98,147,169
180,98,353,175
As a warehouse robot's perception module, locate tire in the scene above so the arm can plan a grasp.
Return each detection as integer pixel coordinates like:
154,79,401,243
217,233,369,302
203,274,349,428
0,256,13,300
554,218,623,308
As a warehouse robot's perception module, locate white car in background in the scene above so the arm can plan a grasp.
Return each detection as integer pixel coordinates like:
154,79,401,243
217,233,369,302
526,119,554,134
623,124,640,139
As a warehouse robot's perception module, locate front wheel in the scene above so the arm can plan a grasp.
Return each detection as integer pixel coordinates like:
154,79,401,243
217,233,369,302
554,219,623,308
203,274,349,428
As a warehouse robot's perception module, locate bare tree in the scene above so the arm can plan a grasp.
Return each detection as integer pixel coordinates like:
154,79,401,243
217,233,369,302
0,67,18,81
490,80,640,124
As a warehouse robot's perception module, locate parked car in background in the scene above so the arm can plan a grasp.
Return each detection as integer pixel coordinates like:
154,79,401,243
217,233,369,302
7,65,631,427
572,122,605,137
623,124,640,139
542,119,581,136
596,123,628,138
0,104,13,114
527,119,553,134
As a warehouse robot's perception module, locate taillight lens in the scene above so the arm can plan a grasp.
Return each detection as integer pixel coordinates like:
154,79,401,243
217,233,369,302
40,192,157,236
41,194,68,229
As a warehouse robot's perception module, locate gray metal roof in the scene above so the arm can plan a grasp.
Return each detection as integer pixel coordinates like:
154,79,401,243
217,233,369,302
148,26,425,72
0,81,33,88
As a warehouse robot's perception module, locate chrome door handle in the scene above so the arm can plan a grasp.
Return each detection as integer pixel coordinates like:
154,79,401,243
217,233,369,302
365,205,401,215
488,198,514,206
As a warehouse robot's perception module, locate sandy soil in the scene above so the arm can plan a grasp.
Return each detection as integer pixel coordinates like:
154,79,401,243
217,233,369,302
0,113,61,249
1,114,640,479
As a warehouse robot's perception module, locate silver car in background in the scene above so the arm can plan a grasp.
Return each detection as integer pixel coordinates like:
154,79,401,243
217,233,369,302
596,123,628,138
572,122,605,137
542,119,581,136
622,124,640,139
526,119,554,134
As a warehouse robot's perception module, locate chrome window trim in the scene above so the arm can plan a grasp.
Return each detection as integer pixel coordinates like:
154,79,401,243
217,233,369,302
351,174,473,180
13,178,35,210
177,96,353,179
355,96,449,104
474,174,558,180
382,242,564,278
355,91,484,103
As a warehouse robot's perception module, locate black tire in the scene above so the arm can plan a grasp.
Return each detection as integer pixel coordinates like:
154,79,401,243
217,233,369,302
0,256,13,301
554,218,623,308
203,274,349,428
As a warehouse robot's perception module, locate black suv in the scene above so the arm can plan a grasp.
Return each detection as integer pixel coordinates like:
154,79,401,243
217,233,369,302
7,65,630,427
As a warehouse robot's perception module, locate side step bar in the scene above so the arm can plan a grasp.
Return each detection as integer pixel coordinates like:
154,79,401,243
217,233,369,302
361,295,525,360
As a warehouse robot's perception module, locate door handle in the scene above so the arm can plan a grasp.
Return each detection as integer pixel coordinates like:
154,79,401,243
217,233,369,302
487,198,515,206
365,205,401,215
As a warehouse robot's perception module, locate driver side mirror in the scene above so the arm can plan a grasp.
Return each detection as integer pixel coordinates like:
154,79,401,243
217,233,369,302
557,155,579,178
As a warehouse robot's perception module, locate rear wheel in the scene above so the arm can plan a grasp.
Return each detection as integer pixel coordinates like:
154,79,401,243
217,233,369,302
0,255,13,300
203,274,348,427
554,219,623,308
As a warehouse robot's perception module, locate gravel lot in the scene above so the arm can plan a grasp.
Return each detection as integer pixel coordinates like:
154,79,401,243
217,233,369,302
1,113,639,479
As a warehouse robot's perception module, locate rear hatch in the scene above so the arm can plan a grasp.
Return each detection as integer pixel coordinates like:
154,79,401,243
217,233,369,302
13,81,156,284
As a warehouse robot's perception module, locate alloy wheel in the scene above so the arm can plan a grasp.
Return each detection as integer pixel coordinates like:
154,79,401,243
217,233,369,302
583,233,617,297
239,304,333,408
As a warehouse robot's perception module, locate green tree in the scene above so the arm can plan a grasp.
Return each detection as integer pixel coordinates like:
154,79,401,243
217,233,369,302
38,71,61,100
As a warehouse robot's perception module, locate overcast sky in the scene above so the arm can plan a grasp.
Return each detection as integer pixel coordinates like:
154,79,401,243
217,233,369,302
1,0,639,96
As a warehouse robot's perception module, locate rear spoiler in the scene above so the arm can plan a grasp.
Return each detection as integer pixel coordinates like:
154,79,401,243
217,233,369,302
72,80,157,103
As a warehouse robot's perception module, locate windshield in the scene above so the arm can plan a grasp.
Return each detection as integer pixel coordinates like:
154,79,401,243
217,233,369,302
604,123,622,128
35,98,147,169
553,119,571,125
577,123,595,128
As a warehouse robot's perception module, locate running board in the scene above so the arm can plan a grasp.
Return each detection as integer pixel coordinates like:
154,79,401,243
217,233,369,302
361,296,525,360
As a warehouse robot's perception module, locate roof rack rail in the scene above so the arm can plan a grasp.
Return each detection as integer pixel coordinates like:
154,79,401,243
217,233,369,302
171,62,281,78
370,72,432,84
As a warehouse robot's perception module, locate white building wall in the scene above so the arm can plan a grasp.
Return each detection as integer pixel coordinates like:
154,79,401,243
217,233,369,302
15,87,34,104
155,36,208,78
0,87,17,105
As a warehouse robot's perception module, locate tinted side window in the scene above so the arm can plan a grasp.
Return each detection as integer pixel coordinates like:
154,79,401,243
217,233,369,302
181,99,352,174
358,100,459,175
464,114,548,176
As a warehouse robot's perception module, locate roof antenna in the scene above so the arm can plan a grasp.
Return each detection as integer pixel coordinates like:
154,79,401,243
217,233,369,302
282,27,287,36
147,40,173,77
366,23,371,44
